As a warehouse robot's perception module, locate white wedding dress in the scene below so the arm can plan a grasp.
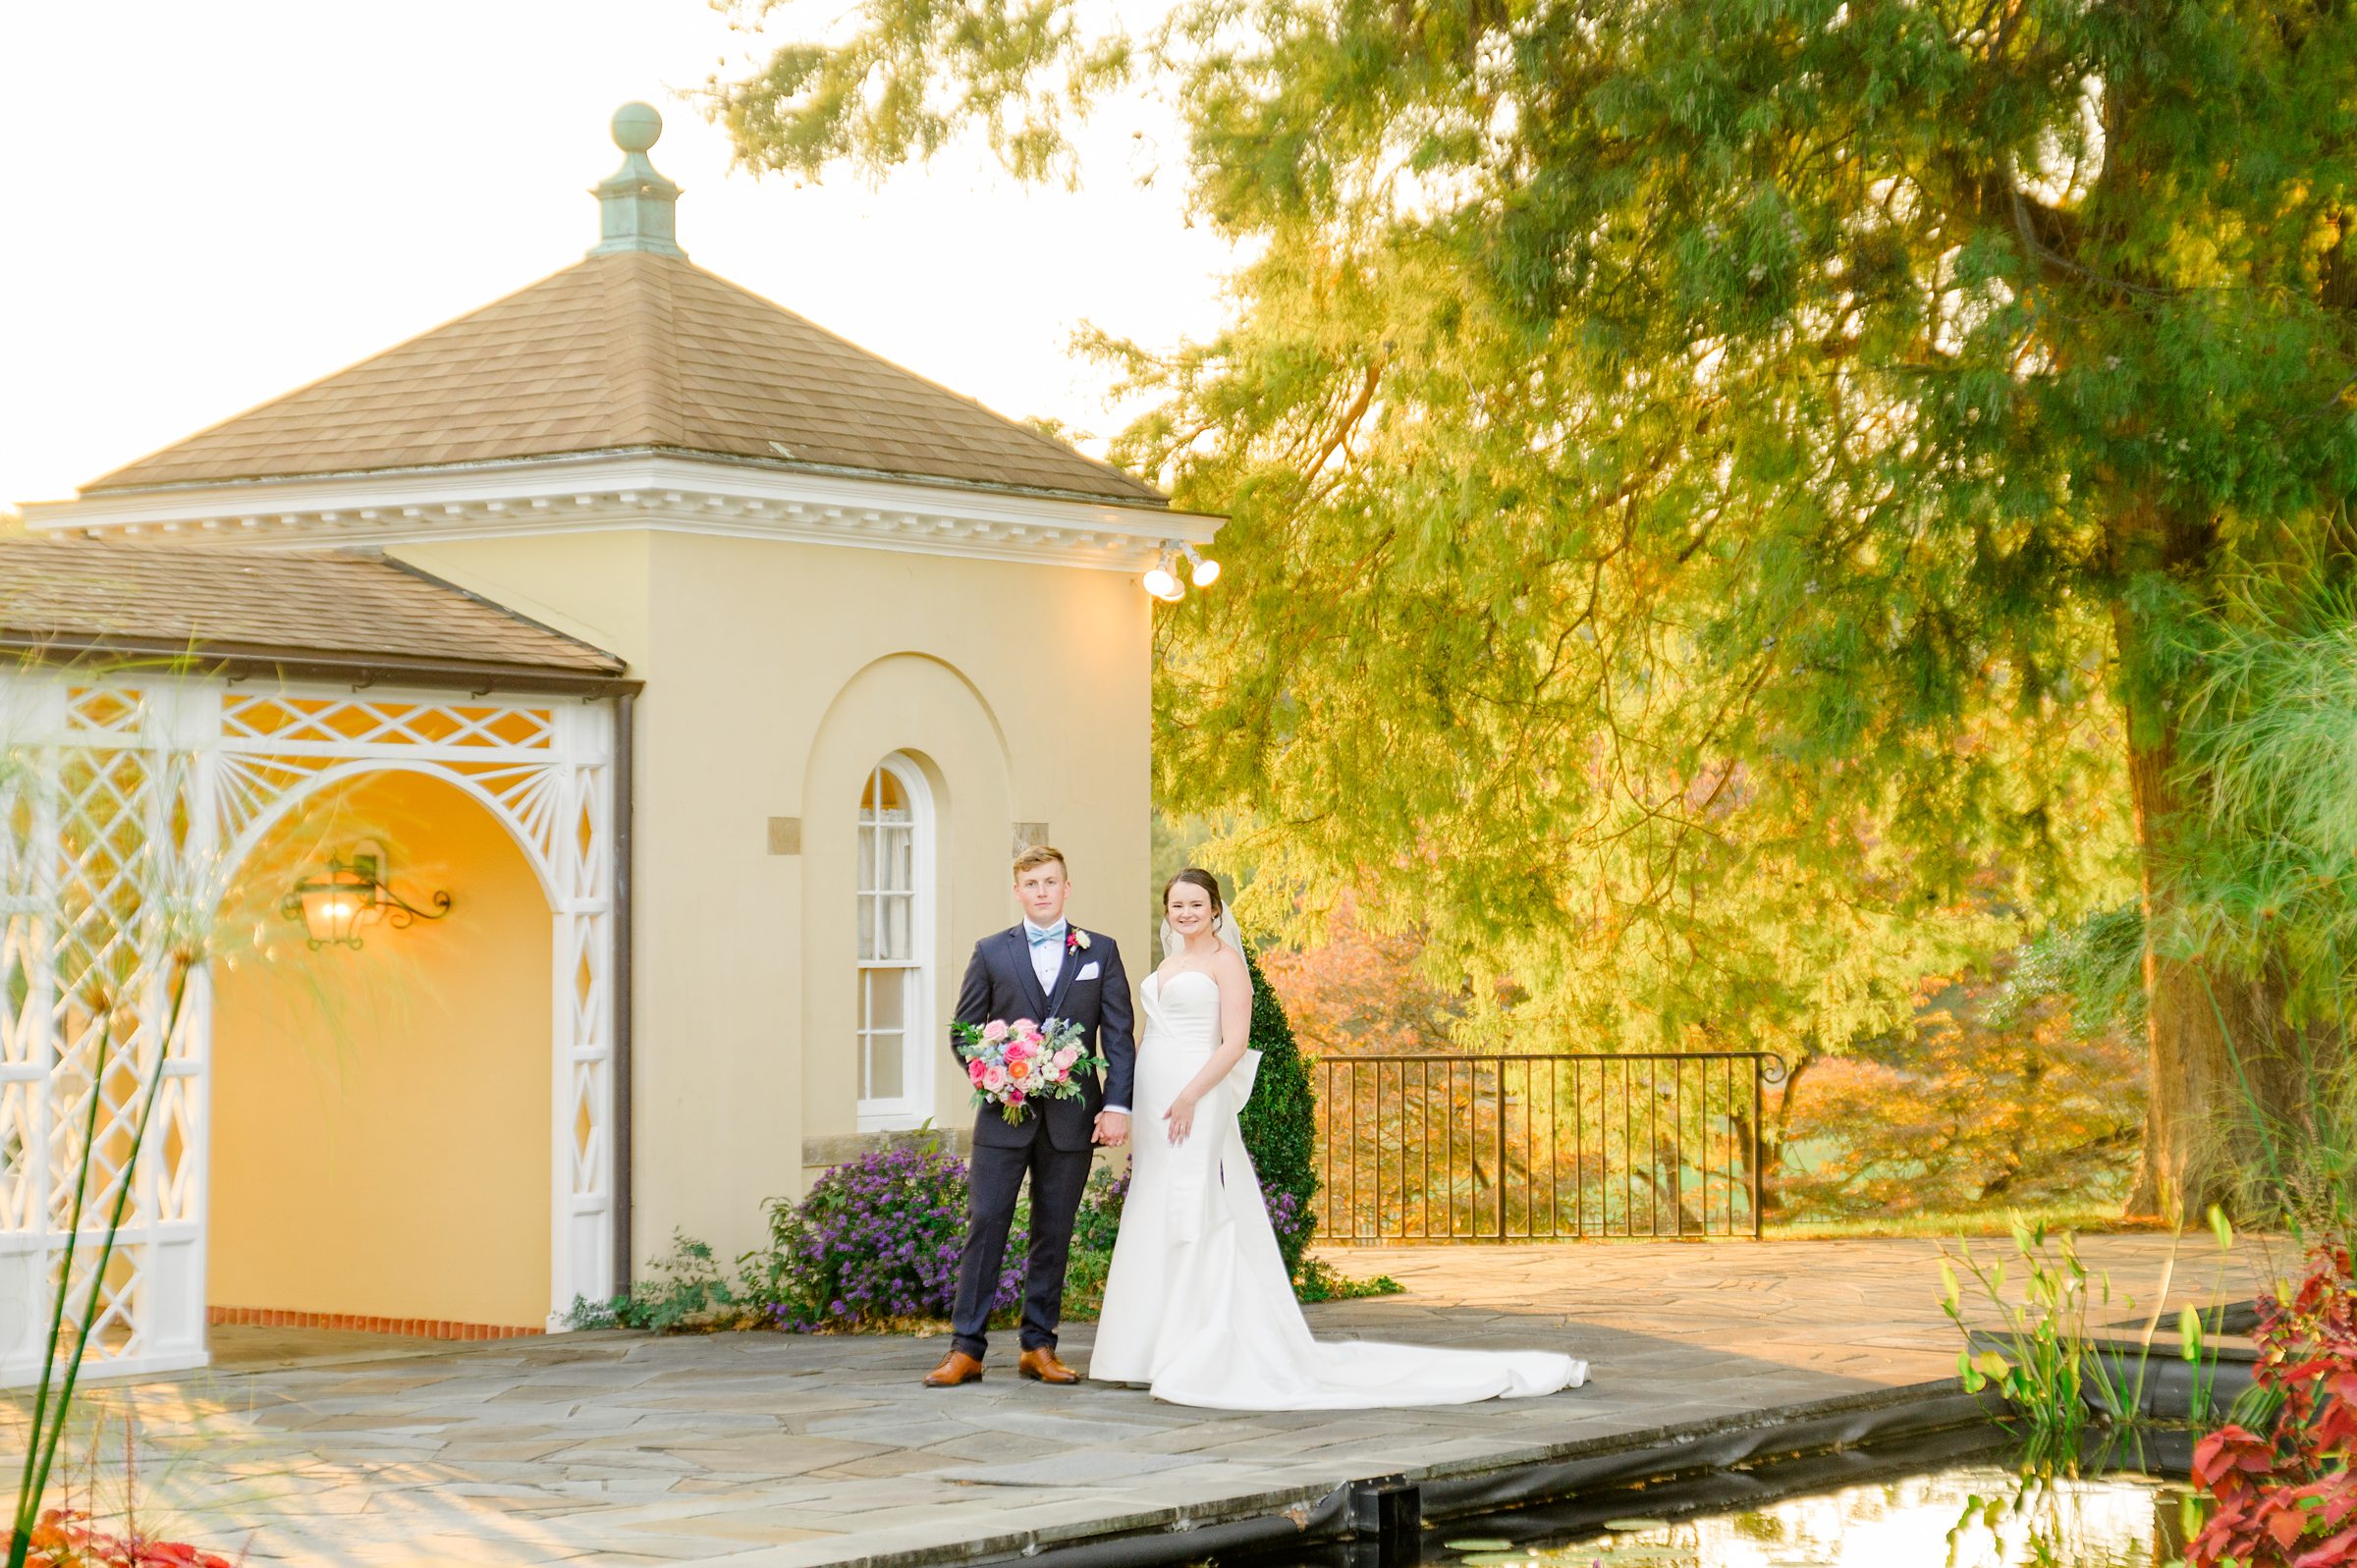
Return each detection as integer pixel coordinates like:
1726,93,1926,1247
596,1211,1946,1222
1089,969,1587,1409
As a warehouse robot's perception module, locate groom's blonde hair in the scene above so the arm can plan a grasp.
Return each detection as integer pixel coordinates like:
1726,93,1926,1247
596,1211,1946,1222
1013,844,1068,879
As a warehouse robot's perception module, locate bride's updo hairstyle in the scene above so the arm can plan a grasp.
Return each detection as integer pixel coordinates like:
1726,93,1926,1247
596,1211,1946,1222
1163,867,1226,929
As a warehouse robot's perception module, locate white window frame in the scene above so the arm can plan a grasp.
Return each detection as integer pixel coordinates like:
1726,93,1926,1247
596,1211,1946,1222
855,753,934,1130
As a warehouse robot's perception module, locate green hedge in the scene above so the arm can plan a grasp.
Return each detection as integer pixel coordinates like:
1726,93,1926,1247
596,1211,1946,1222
1237,943,1319,1273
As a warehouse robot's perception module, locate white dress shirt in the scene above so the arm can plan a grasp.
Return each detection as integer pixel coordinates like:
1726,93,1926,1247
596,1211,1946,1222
1023,917,1126,1117
1021,918,1068,993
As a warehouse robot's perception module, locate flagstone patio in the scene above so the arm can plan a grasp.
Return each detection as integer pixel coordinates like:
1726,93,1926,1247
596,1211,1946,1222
6,1235,2276,1568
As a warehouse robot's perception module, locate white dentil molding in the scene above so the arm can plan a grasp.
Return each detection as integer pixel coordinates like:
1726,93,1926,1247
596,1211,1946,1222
19,452,1222,573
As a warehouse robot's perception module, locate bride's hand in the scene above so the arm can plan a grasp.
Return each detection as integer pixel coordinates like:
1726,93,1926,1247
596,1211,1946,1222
1164,1095,1197,1145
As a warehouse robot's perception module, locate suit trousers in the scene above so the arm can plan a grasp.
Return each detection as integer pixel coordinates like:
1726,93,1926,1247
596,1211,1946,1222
949,1131,1094,1359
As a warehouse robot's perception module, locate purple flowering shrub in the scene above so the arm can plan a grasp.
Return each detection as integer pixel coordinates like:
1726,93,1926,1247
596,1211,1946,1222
1072,1165,1129,1253
567,1135,1384,1338
1265,1187,1314,1268
754,1140,1025,1330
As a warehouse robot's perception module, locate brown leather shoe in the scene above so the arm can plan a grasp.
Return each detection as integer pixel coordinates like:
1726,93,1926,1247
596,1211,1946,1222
1017,1347,1080,1384
923,1350,985,1387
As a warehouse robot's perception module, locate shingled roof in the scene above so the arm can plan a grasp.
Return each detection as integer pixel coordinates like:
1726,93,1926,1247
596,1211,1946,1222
0,537,630,693
82,248,1167,506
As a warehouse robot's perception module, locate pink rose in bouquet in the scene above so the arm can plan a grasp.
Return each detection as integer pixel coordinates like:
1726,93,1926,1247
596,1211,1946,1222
952,1013,1106,1125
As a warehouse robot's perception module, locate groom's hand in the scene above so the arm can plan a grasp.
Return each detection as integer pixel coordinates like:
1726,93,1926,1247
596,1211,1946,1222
1092,1110,1130,1148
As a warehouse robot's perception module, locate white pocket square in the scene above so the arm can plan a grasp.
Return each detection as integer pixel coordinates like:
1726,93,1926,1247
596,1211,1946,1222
1076,961,1101,981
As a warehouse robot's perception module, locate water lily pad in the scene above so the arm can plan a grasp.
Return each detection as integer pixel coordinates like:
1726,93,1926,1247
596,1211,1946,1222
1602,1517,1672,1532
1445,1541,1515,1552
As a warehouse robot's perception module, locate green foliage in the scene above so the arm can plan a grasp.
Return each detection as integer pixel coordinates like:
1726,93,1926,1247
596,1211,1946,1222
709,0,1131,186
1070,1162,1126,1255
1992,906,2151,1042
1293,1257,1403,1304
1940,1211,2237,1452
2175,584,2357,1025
1062,1169,1124,1319
1236,944,1318,1272
716,0,2357,1216
1942,1221,2132,1461
567,1232,743,1332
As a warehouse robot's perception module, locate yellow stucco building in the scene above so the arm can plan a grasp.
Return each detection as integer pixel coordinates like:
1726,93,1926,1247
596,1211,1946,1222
0,104,1216,1379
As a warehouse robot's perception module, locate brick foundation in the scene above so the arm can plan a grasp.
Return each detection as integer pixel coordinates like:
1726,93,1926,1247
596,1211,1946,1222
206,1305,543,1341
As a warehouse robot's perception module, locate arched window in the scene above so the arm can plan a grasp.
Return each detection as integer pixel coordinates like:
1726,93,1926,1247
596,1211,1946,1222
856,754,933,1127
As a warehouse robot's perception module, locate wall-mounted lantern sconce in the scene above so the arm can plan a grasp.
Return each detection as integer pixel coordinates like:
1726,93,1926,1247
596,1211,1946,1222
282,841,452,950
1144,539,1221,603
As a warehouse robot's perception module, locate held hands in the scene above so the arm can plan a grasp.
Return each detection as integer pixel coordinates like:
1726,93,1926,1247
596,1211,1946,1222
1091,1109,1130,1148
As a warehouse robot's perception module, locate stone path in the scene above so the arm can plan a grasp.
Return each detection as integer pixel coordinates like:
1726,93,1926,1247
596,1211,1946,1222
4,1236,2276,1567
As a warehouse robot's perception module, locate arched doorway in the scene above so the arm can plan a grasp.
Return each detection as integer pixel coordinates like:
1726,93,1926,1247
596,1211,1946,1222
207,768,553,1334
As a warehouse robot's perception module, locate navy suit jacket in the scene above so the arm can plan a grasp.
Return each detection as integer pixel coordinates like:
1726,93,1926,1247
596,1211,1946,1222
951,925,1135,1153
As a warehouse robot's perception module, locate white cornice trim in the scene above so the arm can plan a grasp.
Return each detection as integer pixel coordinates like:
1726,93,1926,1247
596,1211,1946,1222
19,453,1223,572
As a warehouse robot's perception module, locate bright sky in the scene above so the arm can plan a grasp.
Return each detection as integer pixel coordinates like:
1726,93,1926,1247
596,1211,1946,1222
0,1,1233,506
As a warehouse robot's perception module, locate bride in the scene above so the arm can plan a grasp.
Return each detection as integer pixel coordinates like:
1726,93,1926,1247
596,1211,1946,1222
1088,868,1588,1409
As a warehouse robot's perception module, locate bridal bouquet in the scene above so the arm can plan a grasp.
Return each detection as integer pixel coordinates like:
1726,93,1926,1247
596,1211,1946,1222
954,1016,1104,1124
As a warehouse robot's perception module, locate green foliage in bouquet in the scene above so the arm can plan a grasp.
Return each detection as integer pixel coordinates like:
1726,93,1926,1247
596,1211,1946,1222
1236,944,1319,1275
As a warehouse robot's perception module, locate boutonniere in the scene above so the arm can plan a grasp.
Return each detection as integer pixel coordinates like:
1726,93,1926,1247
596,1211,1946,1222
1067,929,1091,953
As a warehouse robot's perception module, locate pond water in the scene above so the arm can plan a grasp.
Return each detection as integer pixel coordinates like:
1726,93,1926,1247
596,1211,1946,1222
1226,1432,2203,1568
1416,1464,2191,1566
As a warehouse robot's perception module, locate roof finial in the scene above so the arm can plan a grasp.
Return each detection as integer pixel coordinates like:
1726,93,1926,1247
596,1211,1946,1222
589,102,685,258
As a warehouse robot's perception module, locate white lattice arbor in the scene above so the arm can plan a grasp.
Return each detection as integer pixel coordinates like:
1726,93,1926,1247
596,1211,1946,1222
0,672,621,1384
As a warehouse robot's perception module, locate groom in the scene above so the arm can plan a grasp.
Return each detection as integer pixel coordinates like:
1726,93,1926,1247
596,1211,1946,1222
924,845,1135,1388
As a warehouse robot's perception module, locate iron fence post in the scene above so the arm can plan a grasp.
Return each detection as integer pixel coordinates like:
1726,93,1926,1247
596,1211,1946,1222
1749,1054,1764,1240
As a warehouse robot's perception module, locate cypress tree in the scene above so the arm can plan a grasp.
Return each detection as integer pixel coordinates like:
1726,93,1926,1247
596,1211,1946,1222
1237,944,1318,1274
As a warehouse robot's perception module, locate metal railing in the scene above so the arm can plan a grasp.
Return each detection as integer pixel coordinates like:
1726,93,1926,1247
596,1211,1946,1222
1311,1053,1788,1243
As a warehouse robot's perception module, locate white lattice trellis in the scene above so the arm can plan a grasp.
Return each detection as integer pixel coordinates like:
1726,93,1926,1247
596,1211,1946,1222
0,675,620,1384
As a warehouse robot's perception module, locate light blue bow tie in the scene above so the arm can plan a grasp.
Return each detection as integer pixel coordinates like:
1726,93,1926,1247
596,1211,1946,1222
1027,924,1066,947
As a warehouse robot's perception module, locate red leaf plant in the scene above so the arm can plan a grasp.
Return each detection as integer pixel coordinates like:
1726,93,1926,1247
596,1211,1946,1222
9,1507,241,1568
2189,1244,2357,1567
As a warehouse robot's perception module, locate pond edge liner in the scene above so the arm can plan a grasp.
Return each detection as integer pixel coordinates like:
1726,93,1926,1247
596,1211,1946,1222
950,1378,2001,1568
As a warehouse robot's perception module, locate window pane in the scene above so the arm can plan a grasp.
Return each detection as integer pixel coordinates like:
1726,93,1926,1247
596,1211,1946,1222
858,759,924,1110
865,968,905,1033
880,826,912,892
862,970,906,1101
866,1033,904,1101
